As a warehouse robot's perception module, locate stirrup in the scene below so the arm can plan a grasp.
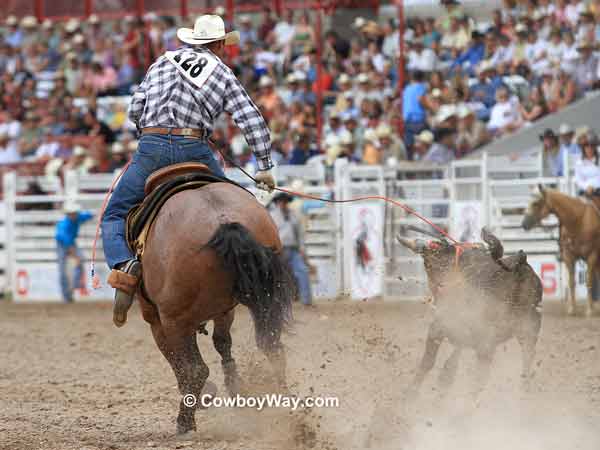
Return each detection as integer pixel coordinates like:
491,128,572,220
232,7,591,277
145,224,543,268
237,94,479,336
108,259,142,328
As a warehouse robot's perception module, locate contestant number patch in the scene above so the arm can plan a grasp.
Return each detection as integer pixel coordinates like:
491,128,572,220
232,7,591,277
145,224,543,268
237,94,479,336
166,50,218,88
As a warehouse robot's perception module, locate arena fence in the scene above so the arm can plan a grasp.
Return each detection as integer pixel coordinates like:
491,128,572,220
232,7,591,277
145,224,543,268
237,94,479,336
0,151,591,303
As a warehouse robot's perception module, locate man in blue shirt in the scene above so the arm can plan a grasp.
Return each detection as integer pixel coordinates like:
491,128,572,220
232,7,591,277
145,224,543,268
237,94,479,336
450,30,485,76
402,70,428,158
55,203,93,302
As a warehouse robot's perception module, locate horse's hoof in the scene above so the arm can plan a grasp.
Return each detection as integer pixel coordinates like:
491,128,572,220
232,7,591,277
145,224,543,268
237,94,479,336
202,380,218,398
585,308,593,318
176,422,196,436
225,376,242,396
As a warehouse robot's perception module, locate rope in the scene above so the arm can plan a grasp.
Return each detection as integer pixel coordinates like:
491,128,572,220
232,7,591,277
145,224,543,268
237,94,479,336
224,155,461,245
89,160,132,289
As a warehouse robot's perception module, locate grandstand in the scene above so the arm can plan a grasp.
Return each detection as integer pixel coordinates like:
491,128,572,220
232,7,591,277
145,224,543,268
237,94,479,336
1,0,600,301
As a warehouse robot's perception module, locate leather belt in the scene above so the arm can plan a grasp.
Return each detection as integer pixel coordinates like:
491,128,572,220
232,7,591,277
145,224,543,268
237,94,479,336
141,127,205,138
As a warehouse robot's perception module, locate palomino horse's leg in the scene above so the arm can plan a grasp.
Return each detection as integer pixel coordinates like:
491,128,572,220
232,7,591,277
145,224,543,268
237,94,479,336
437,347,462,392
515,308,541,391
585,254,598,317
212,309,242,395
410,321,444,396
152,323,210,434
565,255,577,316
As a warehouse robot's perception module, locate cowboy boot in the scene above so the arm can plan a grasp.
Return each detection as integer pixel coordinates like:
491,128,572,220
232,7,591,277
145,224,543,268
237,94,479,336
107,259,142,327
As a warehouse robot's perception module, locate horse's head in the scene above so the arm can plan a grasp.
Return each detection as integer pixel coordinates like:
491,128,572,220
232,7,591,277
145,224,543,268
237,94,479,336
397,236,456,284
522,184,552,230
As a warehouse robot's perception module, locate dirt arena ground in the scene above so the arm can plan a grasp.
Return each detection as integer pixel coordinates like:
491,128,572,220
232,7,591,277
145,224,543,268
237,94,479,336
1,299,599,450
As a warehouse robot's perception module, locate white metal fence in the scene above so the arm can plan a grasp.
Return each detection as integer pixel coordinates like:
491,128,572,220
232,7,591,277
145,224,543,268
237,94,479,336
0,149,591,302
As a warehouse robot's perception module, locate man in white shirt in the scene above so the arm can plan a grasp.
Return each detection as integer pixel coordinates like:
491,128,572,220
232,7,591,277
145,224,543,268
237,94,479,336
271,11,295,51
487,87,521,136
0,132,21,164
407,37,438,73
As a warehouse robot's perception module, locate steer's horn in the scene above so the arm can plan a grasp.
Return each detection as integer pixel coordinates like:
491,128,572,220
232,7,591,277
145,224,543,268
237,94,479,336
397,236,426,253
406,224,441,240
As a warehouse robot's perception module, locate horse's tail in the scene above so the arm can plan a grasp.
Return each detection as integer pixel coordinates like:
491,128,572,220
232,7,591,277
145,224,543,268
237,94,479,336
205,222,295,353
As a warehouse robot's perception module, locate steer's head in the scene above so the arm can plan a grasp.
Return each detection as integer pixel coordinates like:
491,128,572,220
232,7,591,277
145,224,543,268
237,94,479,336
397,236,456,286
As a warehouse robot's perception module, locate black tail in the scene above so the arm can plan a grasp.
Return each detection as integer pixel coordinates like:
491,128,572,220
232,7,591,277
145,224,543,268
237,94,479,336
205,222,295,352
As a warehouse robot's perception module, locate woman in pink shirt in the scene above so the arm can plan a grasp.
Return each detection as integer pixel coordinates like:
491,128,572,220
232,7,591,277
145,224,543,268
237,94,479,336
88,62,117,95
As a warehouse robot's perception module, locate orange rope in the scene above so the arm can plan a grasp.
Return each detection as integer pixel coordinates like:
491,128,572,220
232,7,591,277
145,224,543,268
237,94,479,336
90,160,131,289
273,186,461,245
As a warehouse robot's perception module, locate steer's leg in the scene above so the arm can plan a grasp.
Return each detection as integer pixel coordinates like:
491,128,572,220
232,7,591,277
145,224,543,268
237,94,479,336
516,308,541,391
410,321,444,397
438,347,462,392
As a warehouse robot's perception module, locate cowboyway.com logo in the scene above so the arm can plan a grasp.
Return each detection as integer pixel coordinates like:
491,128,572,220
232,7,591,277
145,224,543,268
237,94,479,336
183,393,339,411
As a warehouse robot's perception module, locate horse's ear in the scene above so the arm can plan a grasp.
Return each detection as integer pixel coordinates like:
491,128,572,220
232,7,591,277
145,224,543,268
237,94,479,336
538,183,546,197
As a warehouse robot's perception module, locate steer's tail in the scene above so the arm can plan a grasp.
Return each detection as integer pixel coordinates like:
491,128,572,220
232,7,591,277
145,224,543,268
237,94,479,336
205,222,295,352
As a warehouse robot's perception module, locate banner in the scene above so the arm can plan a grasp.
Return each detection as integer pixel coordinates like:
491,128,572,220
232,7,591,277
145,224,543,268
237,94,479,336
450,201,484,243
342,166,385,300
13,263,114,302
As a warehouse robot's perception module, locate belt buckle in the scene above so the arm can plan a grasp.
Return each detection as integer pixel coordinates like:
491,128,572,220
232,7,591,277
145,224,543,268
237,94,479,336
181,128,194,136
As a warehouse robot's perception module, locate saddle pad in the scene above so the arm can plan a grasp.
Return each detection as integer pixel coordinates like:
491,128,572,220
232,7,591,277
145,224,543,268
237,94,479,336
125,172,251,257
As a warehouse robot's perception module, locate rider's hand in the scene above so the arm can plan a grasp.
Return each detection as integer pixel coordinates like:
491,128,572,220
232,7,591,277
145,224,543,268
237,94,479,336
586,186,594,196
255,170,276,192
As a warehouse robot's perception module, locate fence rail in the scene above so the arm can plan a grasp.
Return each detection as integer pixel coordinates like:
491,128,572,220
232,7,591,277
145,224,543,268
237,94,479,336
0,150,592,302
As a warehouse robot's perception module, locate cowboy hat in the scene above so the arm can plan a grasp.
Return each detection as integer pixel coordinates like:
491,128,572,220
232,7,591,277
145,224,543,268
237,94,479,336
539,128,557,140
177,15,240,46
20,16,37,29
258,75,273,87
558,123,573,135
63,202,81,214
415,130,434,145
112,142,125,154
64,18,80,33
73,145,87,157
272,192,294,203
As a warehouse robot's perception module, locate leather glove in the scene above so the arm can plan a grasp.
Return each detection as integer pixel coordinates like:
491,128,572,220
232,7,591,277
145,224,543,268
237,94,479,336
255,170,276,192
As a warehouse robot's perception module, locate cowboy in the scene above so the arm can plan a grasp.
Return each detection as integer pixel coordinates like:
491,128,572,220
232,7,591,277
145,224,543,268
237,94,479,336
56,203,93,303
102,15,276,327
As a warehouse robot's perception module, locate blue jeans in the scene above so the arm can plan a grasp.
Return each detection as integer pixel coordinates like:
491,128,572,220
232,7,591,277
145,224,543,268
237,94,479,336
284,248,313,305
57,243,83,302
101,134,226,269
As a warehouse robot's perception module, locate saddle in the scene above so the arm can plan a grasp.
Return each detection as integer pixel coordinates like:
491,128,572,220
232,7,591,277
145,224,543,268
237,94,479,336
125,162,249,257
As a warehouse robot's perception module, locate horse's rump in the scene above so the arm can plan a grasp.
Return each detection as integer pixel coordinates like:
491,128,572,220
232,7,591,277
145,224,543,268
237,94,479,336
140,183,290,329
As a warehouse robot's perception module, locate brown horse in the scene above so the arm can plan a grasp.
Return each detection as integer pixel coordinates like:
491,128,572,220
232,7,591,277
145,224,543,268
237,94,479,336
522,185,600,316
135,182,295,434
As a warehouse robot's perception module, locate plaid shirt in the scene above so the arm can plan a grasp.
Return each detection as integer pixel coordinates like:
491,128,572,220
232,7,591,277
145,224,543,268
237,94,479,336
128,46,273,170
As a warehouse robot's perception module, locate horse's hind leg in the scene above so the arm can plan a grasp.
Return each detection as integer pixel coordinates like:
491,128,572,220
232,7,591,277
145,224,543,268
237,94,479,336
265,342,287,390
213,309,242,395
437,347,462,392
152,323,210,435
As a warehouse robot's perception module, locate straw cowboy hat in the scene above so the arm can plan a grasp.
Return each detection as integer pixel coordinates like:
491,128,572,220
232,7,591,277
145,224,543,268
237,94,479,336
177,15,240,46
63,202,81,214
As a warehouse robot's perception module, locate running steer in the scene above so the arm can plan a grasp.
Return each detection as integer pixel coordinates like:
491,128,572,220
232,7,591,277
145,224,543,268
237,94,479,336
397,228,542,398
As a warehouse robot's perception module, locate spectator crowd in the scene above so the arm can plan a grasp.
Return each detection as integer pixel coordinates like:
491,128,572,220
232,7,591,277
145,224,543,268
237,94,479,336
2,0,600,181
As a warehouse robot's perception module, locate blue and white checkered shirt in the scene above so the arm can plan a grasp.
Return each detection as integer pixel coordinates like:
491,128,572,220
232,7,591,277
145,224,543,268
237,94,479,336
128,46,273,171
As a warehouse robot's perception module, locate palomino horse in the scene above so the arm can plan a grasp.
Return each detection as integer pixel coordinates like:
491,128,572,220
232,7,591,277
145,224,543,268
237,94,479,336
397,228,542,397
522,185,600,316
135,182,294,434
